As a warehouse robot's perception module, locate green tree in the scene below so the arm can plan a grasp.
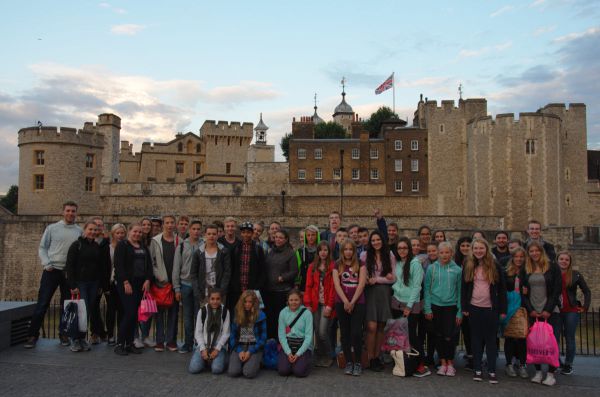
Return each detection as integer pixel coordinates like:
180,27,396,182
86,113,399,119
280,132,292,161
0,185,18,214
363,106,399,137
314,121,347,139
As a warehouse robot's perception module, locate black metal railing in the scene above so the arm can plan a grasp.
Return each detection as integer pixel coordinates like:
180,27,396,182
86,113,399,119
8,299,600,356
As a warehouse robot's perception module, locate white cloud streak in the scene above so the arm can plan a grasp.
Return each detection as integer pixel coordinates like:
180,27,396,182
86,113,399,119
490,5,514,17
110,24,145,36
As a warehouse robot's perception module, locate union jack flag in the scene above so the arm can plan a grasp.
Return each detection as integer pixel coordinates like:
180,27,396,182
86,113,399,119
375,73,394,95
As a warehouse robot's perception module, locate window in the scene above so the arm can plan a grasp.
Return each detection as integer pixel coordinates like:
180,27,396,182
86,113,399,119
411,140,419,151
370,168,379,180
35,150,45,165
196,143,201,153
85,153,94,169
85,177,94,192
394,180,403,192
314,148,322,160
175,162,184,174
298,169,306,180
394,159,402,172
526,139,536,154
370,148,379,159
34,174,44,190
411,159,419,172
226,163,231,174
195,162,201,175
352,168,360,180
315,168,322,180
411,180,419,192
351,148,360,159
333,168,341,179
178,142,183,152
394,140,402,151
297,148,306,159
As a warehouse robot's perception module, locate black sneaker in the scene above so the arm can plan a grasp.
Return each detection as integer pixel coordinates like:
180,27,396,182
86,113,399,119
59,335,70,346
473,371,483,381
114,344,128,356
126,344,143,354
24,336,38,349
370,358,384,372
561,365,573,375
489,372,498,384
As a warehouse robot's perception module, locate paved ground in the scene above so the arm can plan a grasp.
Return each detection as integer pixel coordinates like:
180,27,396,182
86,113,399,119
1,339,599,397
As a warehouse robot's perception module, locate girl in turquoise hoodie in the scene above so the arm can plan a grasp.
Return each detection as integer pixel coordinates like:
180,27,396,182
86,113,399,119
391,238,428,377
424,241,462,377
277,289,313,377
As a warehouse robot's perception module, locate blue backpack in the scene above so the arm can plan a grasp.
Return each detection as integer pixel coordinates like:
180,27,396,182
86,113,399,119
262,338,279,369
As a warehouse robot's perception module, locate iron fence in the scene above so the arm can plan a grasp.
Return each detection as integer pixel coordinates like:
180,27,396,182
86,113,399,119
10,299,600,356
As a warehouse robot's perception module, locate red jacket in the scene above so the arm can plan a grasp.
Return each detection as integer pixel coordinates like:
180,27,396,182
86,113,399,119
303,261,336,316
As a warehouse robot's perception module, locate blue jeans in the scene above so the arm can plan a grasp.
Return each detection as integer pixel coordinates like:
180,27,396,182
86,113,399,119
76,281,99,340
156,302,178,345
28,269,70,338
181,284,198,349
188,349,227,374
560,312,580,365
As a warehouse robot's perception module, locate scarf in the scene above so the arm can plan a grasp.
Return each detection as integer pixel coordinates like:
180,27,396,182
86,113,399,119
206,306,222,350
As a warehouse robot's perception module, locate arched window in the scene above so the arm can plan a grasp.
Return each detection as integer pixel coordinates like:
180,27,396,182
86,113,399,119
177,142,183,152
196,143,201,153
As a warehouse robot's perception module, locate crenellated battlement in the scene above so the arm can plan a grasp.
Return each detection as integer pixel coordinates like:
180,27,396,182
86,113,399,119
470,111,561,127
18,125,105,147
423,98,487,111
200,120,253,138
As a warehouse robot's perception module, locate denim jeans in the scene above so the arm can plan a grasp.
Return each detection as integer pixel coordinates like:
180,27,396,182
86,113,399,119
469,306,499,373
181,283,198,349
313,305,332,359
188,349,227,374
28,269,70,338
156,302,178,345
76,281,99,340
560,312,580,365
117,278,144,346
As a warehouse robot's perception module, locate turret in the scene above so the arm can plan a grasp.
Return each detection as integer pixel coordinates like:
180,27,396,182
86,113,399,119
97,113,121,183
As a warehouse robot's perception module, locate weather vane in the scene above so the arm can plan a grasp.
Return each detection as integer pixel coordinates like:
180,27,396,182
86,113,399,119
314,93,317,108
341,77,346,93
458,83,463,100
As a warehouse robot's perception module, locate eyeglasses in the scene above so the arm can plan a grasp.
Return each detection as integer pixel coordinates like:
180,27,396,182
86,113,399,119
398,246,409,250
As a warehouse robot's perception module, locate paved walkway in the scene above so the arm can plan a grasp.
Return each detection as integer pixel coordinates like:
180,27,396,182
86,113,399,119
1,339,599,397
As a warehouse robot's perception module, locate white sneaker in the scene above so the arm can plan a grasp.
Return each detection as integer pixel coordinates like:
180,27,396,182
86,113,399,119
542,373,556,386
133,338,144,349
531,371,543,384
142,337,156,348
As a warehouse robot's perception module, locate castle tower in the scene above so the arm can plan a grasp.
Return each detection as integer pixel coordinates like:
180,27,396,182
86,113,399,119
97,113,121,183
248,114,275,163
254,113,268,144
312,93,324,124
333,80,354,135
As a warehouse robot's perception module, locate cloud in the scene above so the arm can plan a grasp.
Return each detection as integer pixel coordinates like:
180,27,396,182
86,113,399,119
99,2,127,14
489,27,600,148
553,26,600,43
490,5,514,17
110,24,145,36
533,25,556,36
530,0,547,7
459,41,513,58
0,63,281,192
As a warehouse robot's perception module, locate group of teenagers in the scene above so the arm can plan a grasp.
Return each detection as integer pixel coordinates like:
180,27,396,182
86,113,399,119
24,202,591,386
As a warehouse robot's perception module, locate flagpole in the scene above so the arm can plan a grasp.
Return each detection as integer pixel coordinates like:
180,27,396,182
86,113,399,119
392,72,395,115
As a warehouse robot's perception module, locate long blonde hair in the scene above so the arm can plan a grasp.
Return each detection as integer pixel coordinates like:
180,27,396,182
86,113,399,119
337,239,360,275
234,290,259,327
557,251,573,287
463,238,498,284
506,246,526,277
525,240,550,274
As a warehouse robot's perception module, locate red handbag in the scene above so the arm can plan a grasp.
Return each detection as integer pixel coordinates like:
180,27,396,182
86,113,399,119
150,282,174,308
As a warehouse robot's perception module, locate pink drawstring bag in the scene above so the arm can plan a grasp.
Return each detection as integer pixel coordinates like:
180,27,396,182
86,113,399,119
526,319,559,367
138,291,158,322
381,318,410,353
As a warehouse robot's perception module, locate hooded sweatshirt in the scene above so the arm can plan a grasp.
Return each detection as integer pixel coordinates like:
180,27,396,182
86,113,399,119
423,260,462,317
392,256,424,309
38,220,82,271
277,304,313,356
172,237,200,292
295,225,320,291
265,244,297,292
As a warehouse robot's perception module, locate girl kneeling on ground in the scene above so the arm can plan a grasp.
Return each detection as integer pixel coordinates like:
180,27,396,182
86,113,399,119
188,288,230,374
277,288,313,377
228,290,267,379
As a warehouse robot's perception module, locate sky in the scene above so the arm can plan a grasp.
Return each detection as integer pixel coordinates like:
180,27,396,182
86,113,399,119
1,0,599,193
